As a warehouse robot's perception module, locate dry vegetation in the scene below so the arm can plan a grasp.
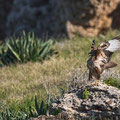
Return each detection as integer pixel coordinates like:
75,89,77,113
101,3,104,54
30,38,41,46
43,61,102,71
0,30,120,112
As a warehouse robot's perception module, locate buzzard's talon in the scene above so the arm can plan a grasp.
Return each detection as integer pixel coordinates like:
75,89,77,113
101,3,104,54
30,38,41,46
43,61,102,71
95,80,98,86
91,81,94,86
90,80,98,86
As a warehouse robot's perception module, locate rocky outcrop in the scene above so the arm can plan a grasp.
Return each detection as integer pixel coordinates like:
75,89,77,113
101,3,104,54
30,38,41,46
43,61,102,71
0,0,13,40
6,0,68,38
1,0,120,39
52,82,120,119
30,112,74,120
29,69,120,120
66,0,120,38
30,82,120,120
6,0,120,38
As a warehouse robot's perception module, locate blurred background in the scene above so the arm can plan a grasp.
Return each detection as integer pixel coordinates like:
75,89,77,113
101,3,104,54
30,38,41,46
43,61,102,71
0,0,120,40
0,1,120,119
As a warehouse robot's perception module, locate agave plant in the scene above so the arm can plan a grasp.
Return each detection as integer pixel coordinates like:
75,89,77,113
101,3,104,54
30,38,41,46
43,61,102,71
29,96,61,118
0,109,27,120
29,96,50,117
0,32,55,65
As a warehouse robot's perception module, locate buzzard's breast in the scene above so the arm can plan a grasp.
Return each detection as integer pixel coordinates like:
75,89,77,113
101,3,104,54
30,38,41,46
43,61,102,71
87,57,94,69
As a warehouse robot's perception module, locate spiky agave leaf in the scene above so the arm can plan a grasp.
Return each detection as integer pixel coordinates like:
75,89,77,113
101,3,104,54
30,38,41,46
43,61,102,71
0,32,55,65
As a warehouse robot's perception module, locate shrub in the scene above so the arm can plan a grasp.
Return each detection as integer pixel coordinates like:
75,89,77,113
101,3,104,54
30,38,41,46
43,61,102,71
0,32,55,65
29,96,61,118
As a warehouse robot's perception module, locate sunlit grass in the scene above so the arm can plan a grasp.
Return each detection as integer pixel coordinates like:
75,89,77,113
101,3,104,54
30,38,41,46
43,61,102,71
104,77,120,89
0,29,120,113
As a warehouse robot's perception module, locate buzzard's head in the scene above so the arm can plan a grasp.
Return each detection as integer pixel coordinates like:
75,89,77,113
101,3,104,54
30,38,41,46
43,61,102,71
98,41,110,50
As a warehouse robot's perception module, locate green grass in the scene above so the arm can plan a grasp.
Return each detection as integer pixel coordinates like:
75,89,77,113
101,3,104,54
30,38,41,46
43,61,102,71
0,29,120,115
104,77,120,89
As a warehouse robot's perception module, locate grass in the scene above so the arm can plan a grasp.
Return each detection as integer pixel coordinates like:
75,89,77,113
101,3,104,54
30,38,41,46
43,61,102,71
104,77,120,89
0,29,120,114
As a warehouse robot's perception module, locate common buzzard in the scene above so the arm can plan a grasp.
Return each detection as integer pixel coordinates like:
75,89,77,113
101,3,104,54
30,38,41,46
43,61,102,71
87,36,120,85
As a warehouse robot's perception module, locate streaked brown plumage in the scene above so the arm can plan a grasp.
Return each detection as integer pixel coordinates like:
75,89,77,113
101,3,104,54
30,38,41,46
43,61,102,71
87,36,120,85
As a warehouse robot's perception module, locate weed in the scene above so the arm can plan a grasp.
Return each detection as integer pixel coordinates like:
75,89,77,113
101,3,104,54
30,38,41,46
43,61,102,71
29,95,61,118
104,77,120,89
82,88,90,99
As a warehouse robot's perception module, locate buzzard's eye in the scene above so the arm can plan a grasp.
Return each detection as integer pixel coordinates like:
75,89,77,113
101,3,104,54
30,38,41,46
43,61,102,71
100,43,109,49
101,44,107,47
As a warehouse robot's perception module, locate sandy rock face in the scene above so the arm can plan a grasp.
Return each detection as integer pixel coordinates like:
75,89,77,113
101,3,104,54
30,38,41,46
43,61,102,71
52,83,120,119
4,0,120,38
65,0,120,38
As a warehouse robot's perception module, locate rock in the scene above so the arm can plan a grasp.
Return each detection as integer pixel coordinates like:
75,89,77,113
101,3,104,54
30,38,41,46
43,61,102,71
29,112,75,120
0,0,120,39
52,82,120,119
0,0,13,40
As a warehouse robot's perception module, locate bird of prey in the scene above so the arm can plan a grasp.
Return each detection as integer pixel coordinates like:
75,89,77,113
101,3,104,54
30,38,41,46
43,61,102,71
87,36,120,85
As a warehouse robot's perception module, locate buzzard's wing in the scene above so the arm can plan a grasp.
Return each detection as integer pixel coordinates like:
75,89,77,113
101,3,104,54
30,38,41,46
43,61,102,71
88,40,97,57
105,36,120,52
